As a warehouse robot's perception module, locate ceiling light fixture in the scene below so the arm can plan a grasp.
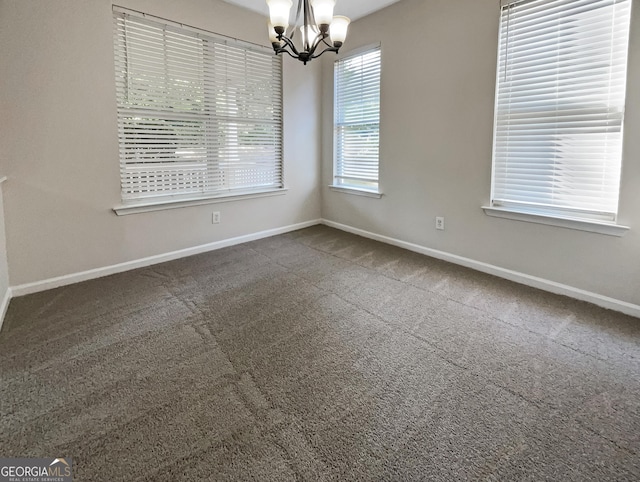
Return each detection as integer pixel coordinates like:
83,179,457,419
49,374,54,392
267,0,350,64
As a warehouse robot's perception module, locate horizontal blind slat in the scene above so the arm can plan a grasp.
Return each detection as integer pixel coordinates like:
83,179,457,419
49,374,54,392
490,0,630,221
114,9,283,201
334,46,381,191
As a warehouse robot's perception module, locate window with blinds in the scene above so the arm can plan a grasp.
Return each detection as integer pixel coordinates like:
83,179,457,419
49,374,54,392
491,0,631,222
334,46,381,192
113,8,283,203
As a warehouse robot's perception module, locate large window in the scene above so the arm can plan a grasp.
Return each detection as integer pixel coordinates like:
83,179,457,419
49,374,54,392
113,8,283,206
490,0,631,224
334,46,381,193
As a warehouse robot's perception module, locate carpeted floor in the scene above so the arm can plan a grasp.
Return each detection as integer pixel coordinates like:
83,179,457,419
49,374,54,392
1,225,639,481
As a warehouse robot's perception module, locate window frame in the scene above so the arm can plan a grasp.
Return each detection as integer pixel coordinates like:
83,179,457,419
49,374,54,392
331,43,382,197
484,0,631,236
112,7,285,215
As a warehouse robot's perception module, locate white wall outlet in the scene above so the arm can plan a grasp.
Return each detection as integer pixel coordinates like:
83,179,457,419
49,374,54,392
435,216,445,230
212,212,221,224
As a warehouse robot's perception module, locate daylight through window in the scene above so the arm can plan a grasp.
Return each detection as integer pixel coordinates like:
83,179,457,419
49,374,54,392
334,46,381,193
491,0,631,222
113,8,283,204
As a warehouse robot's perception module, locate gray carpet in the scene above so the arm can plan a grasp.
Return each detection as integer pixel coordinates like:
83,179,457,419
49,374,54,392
1,225,639,481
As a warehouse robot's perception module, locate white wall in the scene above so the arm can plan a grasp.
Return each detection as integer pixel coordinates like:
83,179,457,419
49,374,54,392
0,0,322,287
2,0,639,310
322,0,640,307
0,179,10,324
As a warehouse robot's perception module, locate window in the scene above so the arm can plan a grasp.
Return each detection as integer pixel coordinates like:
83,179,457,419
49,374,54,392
113,8,283,207
490,0,631,224
333,46,381,194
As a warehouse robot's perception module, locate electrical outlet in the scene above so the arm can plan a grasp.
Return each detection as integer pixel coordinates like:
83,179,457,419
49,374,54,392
212,212,221,224
435,216,445,231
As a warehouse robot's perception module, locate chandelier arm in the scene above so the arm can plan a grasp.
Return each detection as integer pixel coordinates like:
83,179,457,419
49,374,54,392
309,46,339,60
269,0,348,64
278,48,302,59
308,30,335,55
319,36,334,50
303,0,312,51
287,0,303,38
278,34,302,57
305,0,318,32
308,32,327,54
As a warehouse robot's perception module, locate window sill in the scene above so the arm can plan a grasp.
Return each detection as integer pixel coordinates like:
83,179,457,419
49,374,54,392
482,206,629,237
114,188,288,216
329,185,383,199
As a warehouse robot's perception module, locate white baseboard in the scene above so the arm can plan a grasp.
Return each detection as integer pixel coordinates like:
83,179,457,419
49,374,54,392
11,219,321,297
0,286,12,332
8,217,640,319
321,219,640,319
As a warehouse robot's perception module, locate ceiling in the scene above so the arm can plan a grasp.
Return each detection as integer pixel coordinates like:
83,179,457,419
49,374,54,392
222,0,404,22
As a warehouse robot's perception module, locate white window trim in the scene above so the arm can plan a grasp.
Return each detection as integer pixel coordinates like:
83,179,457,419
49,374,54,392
328,185,383,199
114,187,287,216
482,205,629,237
333,43,382,196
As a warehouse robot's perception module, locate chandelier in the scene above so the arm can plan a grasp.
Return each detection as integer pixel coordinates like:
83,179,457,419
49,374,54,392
267,0,350,64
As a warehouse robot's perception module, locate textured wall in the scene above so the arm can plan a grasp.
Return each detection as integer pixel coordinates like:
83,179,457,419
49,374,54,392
0,0,322,286
321,0,640,306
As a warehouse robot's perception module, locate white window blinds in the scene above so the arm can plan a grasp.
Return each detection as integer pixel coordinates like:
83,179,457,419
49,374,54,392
491,0,631,221
113,9,283,202
334,46,381,192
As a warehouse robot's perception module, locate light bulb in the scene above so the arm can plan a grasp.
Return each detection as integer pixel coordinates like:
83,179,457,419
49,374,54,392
329,15,350,47
266,0,292,32
300,25,319,49
310,0,335,31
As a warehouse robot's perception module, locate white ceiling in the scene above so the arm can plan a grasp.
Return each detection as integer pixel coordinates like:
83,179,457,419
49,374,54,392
222,0,404,21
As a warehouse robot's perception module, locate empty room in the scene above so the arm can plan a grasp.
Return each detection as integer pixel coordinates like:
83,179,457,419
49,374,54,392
1,0,639,480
